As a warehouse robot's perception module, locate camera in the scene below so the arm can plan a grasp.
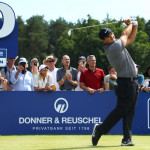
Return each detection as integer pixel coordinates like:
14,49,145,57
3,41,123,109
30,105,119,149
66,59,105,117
20,62,26,74
66,70,70,74
20,62,26,68
34,62,37,66
79,62,83,67
80,62,83,65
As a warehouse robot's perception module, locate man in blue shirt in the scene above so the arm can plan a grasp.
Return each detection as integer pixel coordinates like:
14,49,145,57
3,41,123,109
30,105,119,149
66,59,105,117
11,57,34,91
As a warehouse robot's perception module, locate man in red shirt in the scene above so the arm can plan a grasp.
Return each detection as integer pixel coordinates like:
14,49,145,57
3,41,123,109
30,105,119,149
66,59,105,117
80,55,105,95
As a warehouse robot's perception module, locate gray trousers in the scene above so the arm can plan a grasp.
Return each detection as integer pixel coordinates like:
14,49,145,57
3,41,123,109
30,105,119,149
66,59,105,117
98,77,139,140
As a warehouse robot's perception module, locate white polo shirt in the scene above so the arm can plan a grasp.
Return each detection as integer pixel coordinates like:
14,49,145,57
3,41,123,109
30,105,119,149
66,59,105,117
34,73,54,88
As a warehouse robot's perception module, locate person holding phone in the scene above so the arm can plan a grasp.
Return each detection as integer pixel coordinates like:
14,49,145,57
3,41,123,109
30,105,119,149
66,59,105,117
30,58,39,79
75,56,87,91
57,55,78,91
10,57,34,91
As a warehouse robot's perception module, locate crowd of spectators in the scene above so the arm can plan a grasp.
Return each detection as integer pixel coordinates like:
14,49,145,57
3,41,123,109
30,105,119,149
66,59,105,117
0,54,149,93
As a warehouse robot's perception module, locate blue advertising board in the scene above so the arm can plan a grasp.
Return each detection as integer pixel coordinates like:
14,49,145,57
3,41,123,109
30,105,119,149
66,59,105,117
0,2,18,59
0,21,18,58
0,91,150,135
0,48,7,67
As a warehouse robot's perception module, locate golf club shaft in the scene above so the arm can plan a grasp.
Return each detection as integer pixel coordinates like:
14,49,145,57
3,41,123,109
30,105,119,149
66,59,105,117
72,21,122,30
68,18,137,36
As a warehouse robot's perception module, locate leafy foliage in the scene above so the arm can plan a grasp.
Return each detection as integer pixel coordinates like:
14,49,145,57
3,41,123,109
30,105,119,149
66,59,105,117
16,15,150,74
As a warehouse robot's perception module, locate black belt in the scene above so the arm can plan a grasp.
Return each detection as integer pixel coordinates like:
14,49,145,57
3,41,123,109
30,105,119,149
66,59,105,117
118,77,138,81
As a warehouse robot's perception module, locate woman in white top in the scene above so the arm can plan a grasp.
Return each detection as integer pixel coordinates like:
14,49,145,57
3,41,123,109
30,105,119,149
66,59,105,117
34,64,55,91
0,70,7,91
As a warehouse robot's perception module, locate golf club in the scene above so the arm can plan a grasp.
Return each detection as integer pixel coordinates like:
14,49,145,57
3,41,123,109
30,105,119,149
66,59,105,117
68,18,137,36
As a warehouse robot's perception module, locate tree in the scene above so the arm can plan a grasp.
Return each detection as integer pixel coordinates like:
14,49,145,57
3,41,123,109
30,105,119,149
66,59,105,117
145,20,150,38
16,14,150,75
17,16,26,58
48,17,73,57
25,15,49,63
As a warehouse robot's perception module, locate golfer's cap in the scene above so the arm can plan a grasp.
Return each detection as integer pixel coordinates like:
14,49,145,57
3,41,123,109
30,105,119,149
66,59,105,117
39,64,49,71
78,56,86,61
99,28,112,39
19,57,28,63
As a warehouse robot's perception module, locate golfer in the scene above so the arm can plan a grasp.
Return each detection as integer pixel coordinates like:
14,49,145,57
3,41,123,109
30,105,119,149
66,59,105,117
92,19,139,146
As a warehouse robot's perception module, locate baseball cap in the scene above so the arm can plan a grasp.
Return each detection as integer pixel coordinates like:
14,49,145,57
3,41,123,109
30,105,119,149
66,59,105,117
39,64,49,71
99,28,112,39
19,57,28,63
78,56,86,61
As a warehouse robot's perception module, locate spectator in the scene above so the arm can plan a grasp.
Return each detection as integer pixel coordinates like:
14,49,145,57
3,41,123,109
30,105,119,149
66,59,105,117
75,56,87,91
10,57,34,91
43,55,59,91
57,55,78,91
104,66,117,91
30,58,39,79
136,65,144,90
34,64,55,91
80,55,105,95
0,70,7,91
141,66,150,92
1,57,17,91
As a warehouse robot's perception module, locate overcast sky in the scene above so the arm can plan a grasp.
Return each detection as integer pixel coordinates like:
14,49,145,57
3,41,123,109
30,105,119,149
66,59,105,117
1,0,150,23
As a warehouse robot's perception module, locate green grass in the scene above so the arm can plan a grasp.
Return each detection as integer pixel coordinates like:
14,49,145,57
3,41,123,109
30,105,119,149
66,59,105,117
0,135,150,150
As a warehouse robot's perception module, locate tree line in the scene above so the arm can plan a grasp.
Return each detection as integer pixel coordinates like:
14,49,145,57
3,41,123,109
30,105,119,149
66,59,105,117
17,15,150,74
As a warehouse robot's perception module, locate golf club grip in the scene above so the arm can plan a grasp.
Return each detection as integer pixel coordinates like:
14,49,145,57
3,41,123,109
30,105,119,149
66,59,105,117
131,18,137,21
121,18,137,22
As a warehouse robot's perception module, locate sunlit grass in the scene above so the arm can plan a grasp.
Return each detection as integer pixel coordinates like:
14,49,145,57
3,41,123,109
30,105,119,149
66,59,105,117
0,135,150,150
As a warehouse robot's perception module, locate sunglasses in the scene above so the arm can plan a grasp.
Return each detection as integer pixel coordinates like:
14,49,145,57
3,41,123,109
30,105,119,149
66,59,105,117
48,60,55,63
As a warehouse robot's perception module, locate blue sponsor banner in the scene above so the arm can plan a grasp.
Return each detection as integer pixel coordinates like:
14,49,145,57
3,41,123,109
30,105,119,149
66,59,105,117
0,48,7,67
0,91,150,135
0,2,18,58
0,48,6,58
147,98,150,129
0,21,18,58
